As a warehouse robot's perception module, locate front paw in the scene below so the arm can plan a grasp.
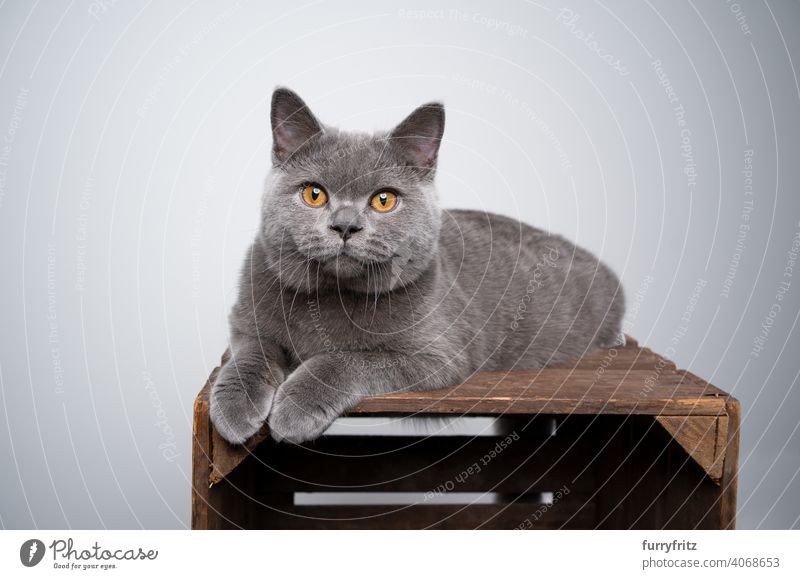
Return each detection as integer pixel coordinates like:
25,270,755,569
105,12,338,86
268,381,339,444
210,373,275,445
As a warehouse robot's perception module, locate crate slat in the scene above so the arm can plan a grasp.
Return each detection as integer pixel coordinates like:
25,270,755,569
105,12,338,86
209,492,595,530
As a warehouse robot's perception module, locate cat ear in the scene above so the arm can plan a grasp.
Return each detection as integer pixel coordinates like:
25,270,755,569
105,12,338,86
388,102,445,172
270,87,323,163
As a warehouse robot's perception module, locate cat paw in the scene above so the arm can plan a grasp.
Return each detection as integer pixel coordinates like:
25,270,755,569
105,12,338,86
209,373,275,445
268,380,339,444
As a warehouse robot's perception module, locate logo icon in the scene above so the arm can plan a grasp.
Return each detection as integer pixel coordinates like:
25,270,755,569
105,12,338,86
20,539,45,567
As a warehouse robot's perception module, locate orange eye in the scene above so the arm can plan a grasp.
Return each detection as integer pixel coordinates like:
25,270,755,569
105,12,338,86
301,185,328,207
370,191,398,212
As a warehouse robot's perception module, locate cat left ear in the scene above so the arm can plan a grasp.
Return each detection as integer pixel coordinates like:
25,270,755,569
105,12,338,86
388,102,445,173
270,87,323,164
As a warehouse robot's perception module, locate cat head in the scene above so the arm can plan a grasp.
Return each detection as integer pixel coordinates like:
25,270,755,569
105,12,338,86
259,87,445,293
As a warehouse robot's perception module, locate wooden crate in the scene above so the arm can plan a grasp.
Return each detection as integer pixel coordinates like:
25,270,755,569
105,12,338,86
191,337,739,529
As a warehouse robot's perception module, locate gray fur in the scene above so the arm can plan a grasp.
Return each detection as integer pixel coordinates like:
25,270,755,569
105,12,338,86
209,88,625,445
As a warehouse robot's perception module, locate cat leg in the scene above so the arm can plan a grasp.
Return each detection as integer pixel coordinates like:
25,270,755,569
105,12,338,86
210,335,287,444
268,351,460,444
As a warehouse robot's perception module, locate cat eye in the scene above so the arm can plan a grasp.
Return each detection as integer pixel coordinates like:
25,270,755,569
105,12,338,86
369,191,398,213
301,184,328,207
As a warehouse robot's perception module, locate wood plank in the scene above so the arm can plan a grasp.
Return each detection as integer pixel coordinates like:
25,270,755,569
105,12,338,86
210,426,269,486
655,416,728,484
720,397,740,529
352,369,726,416
191,376,211,530
548,342,668,372
212,493,594,529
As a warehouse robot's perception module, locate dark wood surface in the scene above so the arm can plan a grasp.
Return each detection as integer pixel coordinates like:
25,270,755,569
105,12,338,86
191,336,740,529
348,337,725,416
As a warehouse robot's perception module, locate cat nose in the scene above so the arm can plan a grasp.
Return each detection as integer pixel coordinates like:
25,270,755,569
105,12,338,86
329,207,364,241
329,222,363,241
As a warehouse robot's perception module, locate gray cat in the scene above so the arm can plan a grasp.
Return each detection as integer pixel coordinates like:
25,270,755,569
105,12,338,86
209,88,625,445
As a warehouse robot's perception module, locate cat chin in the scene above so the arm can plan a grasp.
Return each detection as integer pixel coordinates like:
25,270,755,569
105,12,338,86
316,255,404,293
321,254,369,278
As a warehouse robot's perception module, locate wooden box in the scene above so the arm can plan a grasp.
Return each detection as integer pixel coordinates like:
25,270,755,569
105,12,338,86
191,337,739,529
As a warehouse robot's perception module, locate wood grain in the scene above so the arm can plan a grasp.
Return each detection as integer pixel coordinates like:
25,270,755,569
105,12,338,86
655,415,728,484
202,338,728,485
192,336,740,529
720,397,741,529
190,374,211,530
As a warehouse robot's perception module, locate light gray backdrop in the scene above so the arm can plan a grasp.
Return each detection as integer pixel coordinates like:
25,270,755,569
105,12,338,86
0,0,798,529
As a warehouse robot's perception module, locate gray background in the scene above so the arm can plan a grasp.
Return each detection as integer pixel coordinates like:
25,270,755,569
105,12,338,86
1,0,798,529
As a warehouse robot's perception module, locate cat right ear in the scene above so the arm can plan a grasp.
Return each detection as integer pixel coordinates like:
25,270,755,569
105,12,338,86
270,87,323,164
388,102,445,175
